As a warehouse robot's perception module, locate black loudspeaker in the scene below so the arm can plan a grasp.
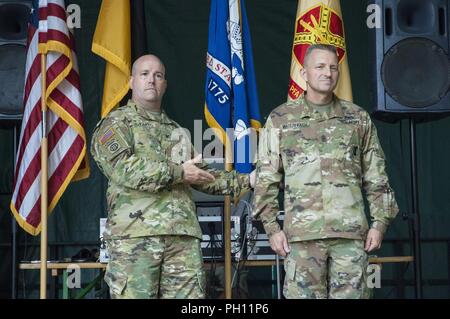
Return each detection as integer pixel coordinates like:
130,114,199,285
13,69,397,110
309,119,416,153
370,0,450,121
0,1,32,124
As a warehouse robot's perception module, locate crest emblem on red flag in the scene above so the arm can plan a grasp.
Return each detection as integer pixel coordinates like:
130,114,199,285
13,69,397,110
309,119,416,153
293,4,346,65
288,1,352,102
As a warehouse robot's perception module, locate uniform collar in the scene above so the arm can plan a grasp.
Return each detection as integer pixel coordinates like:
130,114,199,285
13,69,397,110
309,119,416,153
127,100,172,124
297,93,344,120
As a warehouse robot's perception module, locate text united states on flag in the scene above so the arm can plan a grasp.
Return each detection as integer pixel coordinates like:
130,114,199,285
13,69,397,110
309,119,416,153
10,0,89,236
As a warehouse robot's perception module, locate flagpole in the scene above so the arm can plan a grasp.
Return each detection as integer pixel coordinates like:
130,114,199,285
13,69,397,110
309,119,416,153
224,138,233,299
40,53,48,299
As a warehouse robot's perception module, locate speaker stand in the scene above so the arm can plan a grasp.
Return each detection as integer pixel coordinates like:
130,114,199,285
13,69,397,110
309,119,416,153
409,118,423,299
11,123,19,299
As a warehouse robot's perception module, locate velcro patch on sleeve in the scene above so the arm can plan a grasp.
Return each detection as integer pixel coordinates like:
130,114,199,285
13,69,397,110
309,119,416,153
99,128,115,145
99,126,130,161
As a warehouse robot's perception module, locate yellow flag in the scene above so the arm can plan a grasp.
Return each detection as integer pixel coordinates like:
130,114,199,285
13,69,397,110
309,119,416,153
288,0,352,102
92,0,131,118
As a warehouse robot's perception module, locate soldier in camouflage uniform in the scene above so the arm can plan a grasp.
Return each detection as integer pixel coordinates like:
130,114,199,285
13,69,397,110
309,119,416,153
253,44,399,299
91,55,251,299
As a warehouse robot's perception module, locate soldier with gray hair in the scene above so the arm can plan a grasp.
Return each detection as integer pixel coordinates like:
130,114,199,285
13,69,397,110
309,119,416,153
253,44,399,299
91,54,253,299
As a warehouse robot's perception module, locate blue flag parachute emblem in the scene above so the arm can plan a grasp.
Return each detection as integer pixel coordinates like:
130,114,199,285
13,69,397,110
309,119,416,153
204,0,261,173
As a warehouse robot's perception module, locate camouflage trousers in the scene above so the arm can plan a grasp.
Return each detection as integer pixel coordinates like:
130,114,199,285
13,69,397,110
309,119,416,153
283,238,369,299
104,235,205,299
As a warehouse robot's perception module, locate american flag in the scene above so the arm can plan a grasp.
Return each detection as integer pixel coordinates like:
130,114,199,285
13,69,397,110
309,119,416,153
10,0,89,236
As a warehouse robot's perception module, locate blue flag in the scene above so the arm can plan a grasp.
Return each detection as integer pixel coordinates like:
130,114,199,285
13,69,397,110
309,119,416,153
204,0,261,173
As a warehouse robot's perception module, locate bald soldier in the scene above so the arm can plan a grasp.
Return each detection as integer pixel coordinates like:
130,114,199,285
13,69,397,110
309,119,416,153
91,55,252,299
254,44,399,299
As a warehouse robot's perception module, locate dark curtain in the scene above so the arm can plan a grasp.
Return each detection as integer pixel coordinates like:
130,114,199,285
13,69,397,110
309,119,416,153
0,0,449,298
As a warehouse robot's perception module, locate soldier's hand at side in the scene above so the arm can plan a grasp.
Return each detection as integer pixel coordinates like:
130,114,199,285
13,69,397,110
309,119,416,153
182,155,215,185
365,228,383,252
269,231,290,257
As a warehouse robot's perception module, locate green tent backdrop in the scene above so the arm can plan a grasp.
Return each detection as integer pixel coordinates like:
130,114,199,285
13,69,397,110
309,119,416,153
0,0,449,298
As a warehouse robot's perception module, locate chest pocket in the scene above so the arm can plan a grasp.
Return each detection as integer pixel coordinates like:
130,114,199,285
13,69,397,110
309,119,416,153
132,125,165,161
280,126,319,173
334,125,362,182
161,125,190,164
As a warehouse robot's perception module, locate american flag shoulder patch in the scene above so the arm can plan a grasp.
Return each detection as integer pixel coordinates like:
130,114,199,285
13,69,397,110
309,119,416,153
99,128,115,145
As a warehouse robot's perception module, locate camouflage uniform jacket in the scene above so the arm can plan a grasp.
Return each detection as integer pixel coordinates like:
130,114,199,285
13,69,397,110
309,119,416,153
91,100,249,240
254,94,399,242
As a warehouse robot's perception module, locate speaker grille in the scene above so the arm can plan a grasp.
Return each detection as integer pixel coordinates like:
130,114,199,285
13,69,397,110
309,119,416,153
397,0,435,34
382,38,450,108
0,44,26,114
0,3,30,42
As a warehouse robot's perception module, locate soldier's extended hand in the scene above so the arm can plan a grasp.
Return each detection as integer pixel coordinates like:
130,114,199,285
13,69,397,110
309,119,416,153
182,154,215,185
365,228,383,252
269,230,291,257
